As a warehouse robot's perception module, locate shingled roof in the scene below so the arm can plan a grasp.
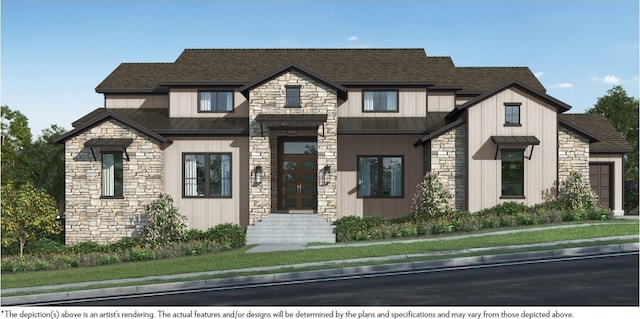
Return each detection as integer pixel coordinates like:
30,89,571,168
95,48,545,94
560,113,633,153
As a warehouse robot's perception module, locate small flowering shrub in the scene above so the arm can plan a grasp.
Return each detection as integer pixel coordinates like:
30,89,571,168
138,194,188,247
411,172,452,219
557,172,598,211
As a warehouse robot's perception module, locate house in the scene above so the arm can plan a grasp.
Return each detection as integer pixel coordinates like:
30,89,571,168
55,49,632,245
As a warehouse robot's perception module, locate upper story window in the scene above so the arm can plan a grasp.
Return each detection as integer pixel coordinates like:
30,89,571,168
102,152,123,198
505,103,521,126
363,90,398,112
199,91,233,112
286,86,301,107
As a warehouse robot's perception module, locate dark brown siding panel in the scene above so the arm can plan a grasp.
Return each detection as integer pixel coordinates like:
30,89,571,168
589,163,613,209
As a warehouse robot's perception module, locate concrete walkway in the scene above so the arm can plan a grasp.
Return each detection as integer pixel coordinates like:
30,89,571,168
2,220,638,305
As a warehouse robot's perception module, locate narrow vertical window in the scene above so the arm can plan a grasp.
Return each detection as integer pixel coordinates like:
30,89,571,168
102,152,123,198
501,150,524,197
286,86,301,107
505,103,521,125
199,91,233,112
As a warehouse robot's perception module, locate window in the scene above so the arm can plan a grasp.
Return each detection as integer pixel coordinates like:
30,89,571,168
501,150,524,197
102,152,123,198
286,86,301,107
363,90,398,112
199,91,233,112
505,103,521,125
358,156,403,198
183,153,231,198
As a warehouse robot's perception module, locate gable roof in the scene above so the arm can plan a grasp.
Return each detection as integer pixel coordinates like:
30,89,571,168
445,81,571,121
560,113,633,153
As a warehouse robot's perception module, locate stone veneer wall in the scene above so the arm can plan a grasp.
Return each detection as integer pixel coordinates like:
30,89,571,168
64,120,164,244
558,127,590,184
430,125,466,211
248,70,338,224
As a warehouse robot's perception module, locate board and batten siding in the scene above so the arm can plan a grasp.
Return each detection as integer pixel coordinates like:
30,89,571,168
466,87,558,212
163,137,250,229
169,89,249,118
589,154,624,213
336,134,423,219
427,91,455,112
337,88,427,117
105,94,169,109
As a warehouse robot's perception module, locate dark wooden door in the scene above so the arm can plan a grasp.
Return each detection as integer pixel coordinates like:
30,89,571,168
589,163,613,209
278,155,317,210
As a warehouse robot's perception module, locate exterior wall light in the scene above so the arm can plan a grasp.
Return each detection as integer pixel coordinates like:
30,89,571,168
321,165,331,186
253,165,263,186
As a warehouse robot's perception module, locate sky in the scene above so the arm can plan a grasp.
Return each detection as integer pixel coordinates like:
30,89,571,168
2,0,639,138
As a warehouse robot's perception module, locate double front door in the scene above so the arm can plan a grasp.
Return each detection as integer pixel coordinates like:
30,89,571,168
278,139,318,210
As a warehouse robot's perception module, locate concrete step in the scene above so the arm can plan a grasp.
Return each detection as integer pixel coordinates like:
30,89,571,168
246,213,336,245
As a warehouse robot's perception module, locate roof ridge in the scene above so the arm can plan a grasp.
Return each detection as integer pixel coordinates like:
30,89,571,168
181,48,426,51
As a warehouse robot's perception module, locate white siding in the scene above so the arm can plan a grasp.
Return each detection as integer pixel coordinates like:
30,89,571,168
105,95,169,109
163,137,249,229
169,89,249,118
466,87,558,212
427,91,455,112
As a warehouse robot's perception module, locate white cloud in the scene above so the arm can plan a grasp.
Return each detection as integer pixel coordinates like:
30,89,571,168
590,75,622,84
550,83,574,89
534,71,544,78
347,35,358,41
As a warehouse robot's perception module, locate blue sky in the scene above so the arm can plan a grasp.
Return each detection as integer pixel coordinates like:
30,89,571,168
2,0,638,137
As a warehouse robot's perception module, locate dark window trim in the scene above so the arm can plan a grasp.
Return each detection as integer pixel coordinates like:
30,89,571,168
504,103,521,126
362,89,400,113
500,148,525,198
101,151,124,199
357,155,404,198
197,90,235,113
182,152,233,198
285,85,302,108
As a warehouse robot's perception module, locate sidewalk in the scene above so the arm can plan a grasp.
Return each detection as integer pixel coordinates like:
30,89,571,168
2,221,638,305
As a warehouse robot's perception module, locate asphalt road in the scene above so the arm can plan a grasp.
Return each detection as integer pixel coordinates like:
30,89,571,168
54,252,639,306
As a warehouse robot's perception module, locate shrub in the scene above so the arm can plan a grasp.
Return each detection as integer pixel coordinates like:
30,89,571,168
334,216,391,241
138,194,188,247
411,172,452,219
481,201,528,216
587,208,613,221
71,241,104,254
97,253,121,265
127,247,156,261
106,237,145,252
558,172,598,210
205,223,246,249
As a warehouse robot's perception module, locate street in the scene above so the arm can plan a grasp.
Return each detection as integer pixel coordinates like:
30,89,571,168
44,252,640,306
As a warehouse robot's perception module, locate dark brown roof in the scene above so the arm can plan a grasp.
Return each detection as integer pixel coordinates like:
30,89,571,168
560,113,633,153
339,114,448,134
491,136,540,146
95,49,545,95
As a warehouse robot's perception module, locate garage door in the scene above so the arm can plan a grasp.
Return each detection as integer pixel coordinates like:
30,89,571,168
589,163,613,209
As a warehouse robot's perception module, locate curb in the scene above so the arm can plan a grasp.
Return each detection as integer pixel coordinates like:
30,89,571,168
2,242,638,306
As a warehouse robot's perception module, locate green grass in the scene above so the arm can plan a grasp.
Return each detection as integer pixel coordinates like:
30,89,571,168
1,221,638,290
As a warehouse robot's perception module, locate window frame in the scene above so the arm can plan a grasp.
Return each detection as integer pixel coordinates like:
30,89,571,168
362,89,399,113
285,86,301,108
101,151,124,199
500,149,525,199
182,152,233,198
504,103,522,126
357,155,404,198
198,90,234,113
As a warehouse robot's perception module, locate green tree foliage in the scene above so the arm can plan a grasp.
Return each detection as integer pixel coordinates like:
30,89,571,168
587,85,639,212
1,105,32,185
138,194,188,246
587,85,639,178
1,182,62,257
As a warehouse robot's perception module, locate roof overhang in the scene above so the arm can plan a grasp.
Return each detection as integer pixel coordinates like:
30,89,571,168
491,135,540,160
254,114,328,137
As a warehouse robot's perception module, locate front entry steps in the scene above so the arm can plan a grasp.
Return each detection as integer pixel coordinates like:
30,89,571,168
246,213,336,245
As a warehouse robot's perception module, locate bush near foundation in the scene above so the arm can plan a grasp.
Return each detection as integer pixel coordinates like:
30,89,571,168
333,201,613,242
0,223,246,273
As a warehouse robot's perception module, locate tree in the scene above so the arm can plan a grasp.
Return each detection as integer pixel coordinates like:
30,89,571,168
1,105,32,185
411,172,452,219
587,86,639,212
1,182,62,257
